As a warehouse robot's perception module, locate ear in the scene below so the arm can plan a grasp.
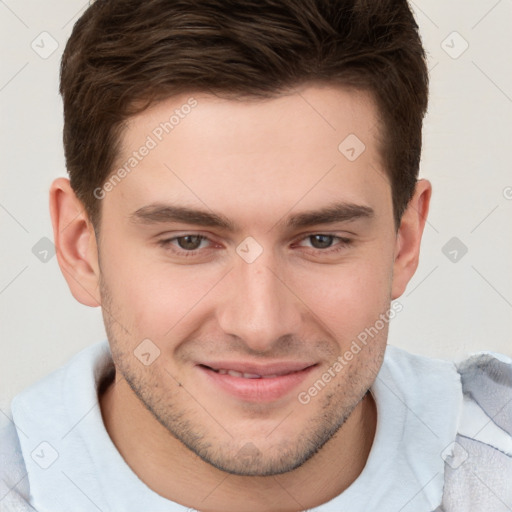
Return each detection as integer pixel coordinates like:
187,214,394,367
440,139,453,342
49,177,101,307
391,179,432,300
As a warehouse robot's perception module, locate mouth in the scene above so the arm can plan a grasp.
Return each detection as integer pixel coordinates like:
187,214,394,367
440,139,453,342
203,367,304,379
196,362,317,402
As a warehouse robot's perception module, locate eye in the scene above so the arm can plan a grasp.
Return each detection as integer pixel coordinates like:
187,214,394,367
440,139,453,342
174,235,207,250
307,234,336,249
158,234,212,253
297,234,352,251
157,233,352,260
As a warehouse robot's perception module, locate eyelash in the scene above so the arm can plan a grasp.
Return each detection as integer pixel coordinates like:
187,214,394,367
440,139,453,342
157,234,353,257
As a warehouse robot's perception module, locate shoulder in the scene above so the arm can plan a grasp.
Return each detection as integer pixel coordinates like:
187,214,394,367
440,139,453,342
440,352,512,512
456,351,512,448
0,414,35,511
1,341,111,512
440,433,512,511
457,351,512,432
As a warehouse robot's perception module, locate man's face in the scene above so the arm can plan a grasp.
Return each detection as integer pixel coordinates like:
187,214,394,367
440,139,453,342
97,85,398,476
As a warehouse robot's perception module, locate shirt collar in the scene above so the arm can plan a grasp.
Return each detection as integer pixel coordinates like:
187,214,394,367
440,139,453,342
317,345,463,511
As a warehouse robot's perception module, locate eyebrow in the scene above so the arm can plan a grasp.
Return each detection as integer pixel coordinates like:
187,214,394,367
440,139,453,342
129,201,374,231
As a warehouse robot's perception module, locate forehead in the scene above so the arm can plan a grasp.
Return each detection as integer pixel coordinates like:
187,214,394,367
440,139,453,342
121,84,381,156
105,84,390,227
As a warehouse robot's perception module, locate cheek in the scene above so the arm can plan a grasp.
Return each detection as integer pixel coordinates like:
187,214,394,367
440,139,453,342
293,255,393,342
134,270,220,337
100,240,223,338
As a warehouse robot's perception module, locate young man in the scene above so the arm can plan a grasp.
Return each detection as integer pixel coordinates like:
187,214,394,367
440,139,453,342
1,0,511,511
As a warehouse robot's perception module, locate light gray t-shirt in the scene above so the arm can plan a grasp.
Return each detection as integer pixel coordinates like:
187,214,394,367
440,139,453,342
1,341,511,511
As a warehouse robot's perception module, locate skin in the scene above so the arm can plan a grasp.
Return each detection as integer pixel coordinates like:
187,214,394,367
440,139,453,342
50,84,431,512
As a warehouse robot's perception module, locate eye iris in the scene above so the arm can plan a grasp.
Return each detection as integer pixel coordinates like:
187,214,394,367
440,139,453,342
177,235,203,250
310,234,334,249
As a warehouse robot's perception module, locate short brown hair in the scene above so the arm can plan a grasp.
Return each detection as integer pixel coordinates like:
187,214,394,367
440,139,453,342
60,0,428,228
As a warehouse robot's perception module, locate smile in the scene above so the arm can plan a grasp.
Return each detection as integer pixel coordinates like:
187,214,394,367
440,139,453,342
208,367,297,379
197,362,317,402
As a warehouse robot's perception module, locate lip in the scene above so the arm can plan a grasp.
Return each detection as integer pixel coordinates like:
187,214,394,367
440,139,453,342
196,361,317,402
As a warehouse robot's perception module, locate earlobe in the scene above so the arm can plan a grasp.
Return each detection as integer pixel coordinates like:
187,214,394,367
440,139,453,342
49,177,101,307
391,179,432,300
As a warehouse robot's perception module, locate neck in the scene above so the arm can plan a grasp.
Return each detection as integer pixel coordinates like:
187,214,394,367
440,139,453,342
100,374,377,512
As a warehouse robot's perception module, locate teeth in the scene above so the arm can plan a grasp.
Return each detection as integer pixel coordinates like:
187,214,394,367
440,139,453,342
227,370,263,379
213,368,285,379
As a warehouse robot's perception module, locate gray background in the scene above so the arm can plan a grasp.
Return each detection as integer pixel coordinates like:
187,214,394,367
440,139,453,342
1,0,511,410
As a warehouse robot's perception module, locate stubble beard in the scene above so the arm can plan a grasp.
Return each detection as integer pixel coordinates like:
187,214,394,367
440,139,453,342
99,276,383,477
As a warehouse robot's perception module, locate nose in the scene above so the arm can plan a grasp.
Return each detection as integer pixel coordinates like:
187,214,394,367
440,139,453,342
216,250,302,353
